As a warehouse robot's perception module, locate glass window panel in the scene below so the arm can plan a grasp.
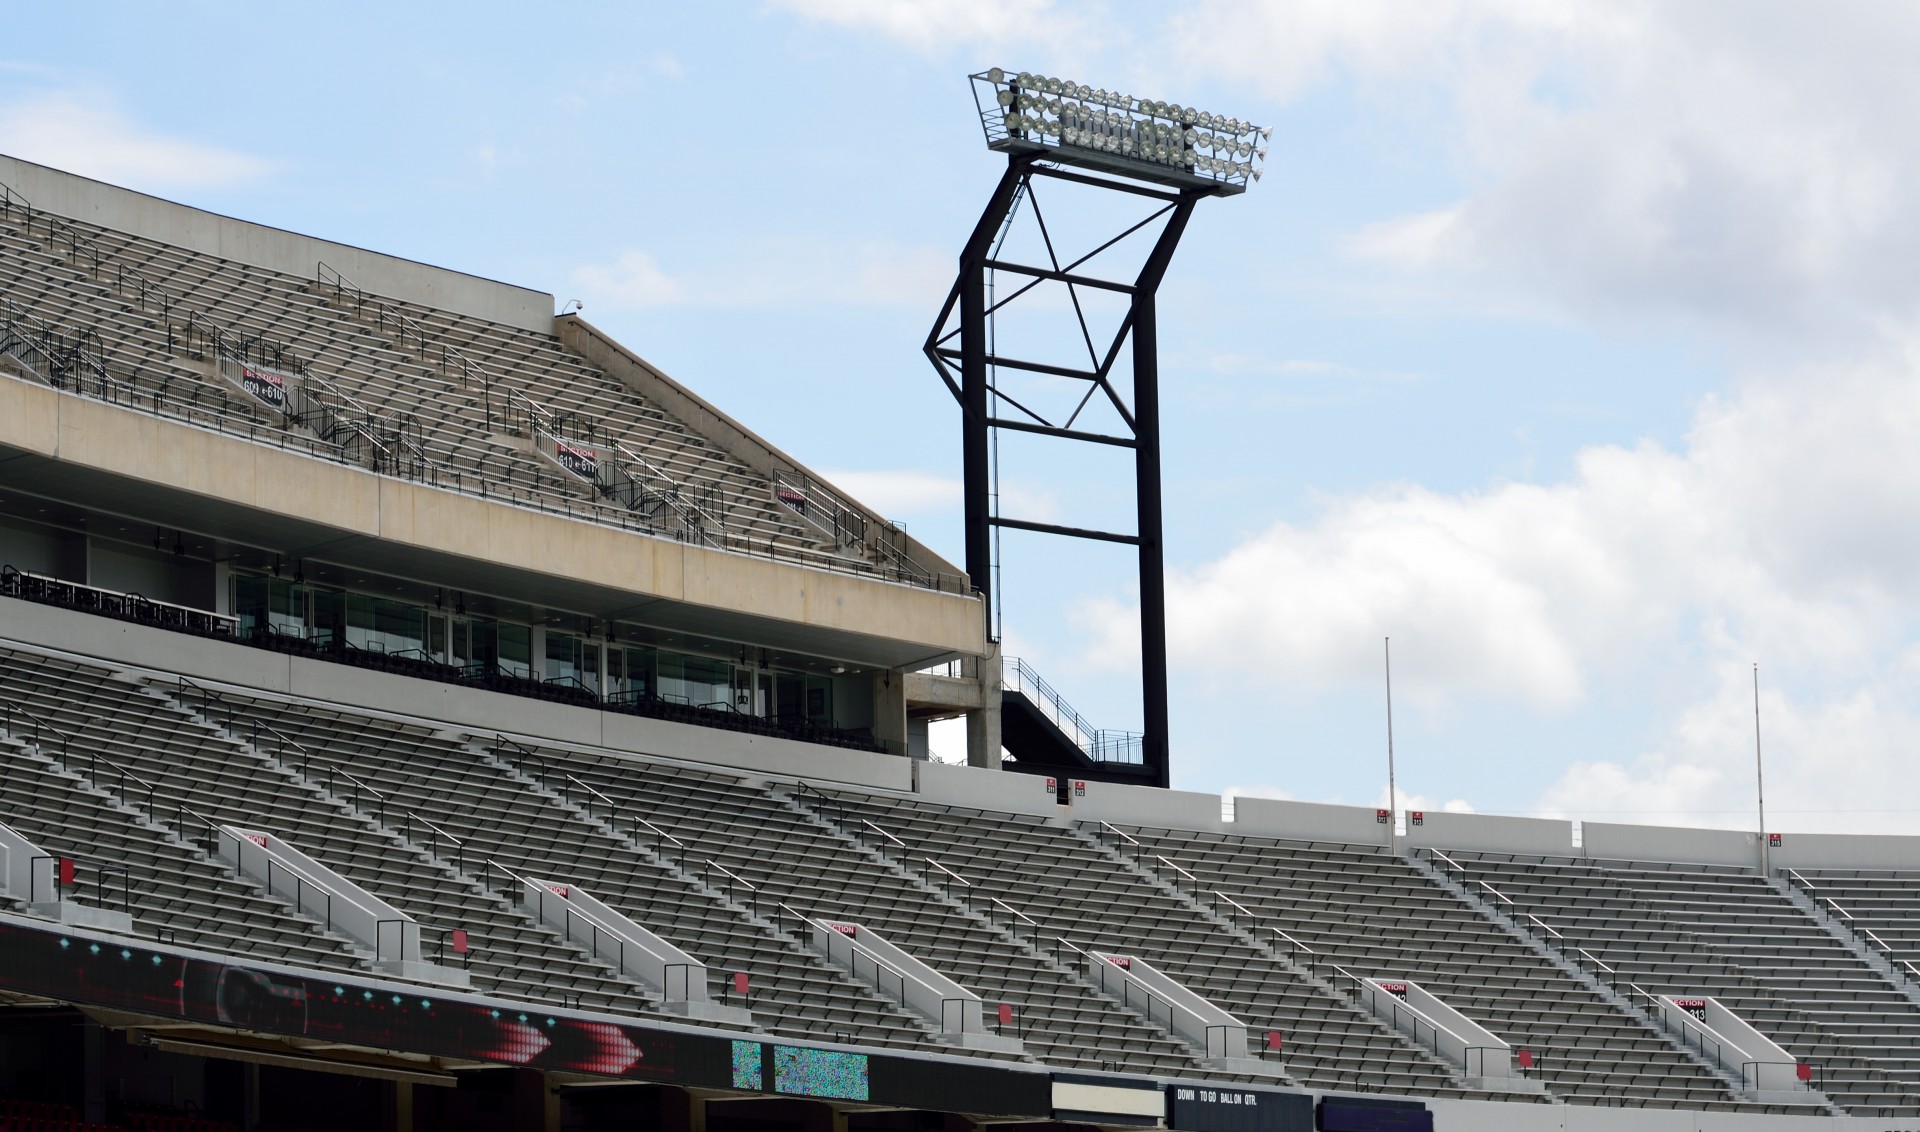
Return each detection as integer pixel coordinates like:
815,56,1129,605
496,623,532,678
546,630,578,683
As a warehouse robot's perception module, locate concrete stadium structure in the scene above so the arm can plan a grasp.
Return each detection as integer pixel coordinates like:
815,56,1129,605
1,157,1919,1132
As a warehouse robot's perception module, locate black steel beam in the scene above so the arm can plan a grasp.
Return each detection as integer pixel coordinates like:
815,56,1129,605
985,417,1138,448
988,516,1141,545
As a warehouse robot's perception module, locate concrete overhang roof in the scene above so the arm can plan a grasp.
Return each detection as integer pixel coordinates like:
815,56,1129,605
0,380,985,671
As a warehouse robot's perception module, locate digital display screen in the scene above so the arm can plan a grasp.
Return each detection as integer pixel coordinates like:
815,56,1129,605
731,1039,763,1090
0,920,728,1085
1317,1098,1432,1132
773,1045,869,1101
0,919,1054,1116
1168,1083,1312,1132
871,1055,1052,1116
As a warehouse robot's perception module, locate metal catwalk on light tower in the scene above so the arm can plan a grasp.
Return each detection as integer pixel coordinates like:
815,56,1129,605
926,69,1268,788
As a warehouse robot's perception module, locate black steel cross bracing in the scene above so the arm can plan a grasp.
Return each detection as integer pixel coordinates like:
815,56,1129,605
979,260,1137,295
925,154,1203,790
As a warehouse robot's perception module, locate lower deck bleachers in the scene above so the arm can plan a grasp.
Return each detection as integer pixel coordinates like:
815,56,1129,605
1447,852,1920,1114
1105,825,1744,1108
5,617,1920,1111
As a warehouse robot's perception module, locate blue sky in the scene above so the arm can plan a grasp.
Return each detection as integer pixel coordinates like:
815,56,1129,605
11,2,1920,832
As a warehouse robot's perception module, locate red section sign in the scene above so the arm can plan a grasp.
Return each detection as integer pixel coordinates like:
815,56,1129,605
1409,811,1424,826
57,858,75,887
450,929,469,955
1517,1049,1535,1069
732,972,749,996
997,1003,1013,1026
830,923,857,937
246,834,269,848
1375,809,1390,824
1378,982,1408,997
1796,1062,1812,1082
1073,780,1087,797
1108,956,1133,969
1266,1030,1283,1051
1768,833,1782,847
546,884,571,899
554,441,600,482
1045,778,1057,791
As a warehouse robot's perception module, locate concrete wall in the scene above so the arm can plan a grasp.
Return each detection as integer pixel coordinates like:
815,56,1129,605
1407,811,1574,857
1231,798,1388,847
1073,780,1223,833
1582,821,1759,868
915,760,1060,818
0,154,553,332
0,594,911,792
1772,833,1920,871
1419,1096,1869,1132
0,380,985,665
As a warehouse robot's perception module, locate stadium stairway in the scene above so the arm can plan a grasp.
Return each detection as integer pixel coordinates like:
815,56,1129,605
0,734,360,974
143,681,949,1056
1098,823,1759,1111
1440,851,1920,1116
794,788,1480,1098
1779,869,1920,996
0,645,658,1016
450,728,1205,1074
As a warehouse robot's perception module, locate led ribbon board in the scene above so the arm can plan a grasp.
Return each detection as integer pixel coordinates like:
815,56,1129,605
0,918,1054,1116
971,68,1269,193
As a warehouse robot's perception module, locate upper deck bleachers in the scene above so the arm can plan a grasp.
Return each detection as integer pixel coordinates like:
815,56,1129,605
0,188,931,585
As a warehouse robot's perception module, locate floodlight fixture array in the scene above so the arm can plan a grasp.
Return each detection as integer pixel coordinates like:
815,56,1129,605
971,67,1270,194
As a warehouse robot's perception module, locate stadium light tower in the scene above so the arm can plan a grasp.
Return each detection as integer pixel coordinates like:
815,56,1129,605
927,69,1267,788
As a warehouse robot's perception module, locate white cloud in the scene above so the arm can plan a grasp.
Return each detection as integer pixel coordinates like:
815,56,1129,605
569,251,684,311
1172,3,1920,337
0,90,272,191
1344,208,1463,271
1079,332,1920,832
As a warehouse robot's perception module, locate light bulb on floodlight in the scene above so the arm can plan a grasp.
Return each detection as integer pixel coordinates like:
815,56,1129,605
1256,147,1267,160
1261,127,1272,140
987,67,1004,84
1251,168,1262,181
1017,72,1032,86
997,90,1014,107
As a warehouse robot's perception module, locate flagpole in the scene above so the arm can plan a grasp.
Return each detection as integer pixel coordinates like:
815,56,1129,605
1754,662,1768,874
1386,637,1397,853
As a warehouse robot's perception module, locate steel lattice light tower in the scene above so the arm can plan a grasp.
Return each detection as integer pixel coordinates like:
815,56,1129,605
927,68,1267,788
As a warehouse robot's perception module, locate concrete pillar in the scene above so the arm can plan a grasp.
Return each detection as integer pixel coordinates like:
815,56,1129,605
872,671,909,757
82,1020,105,1123
965,640,1002,769
660,1088,706,1132
242,1063,260,1132
391,1080,413,1132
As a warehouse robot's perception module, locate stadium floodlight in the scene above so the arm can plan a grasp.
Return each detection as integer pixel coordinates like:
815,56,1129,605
972,68,1269,194
932,69,1267,788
